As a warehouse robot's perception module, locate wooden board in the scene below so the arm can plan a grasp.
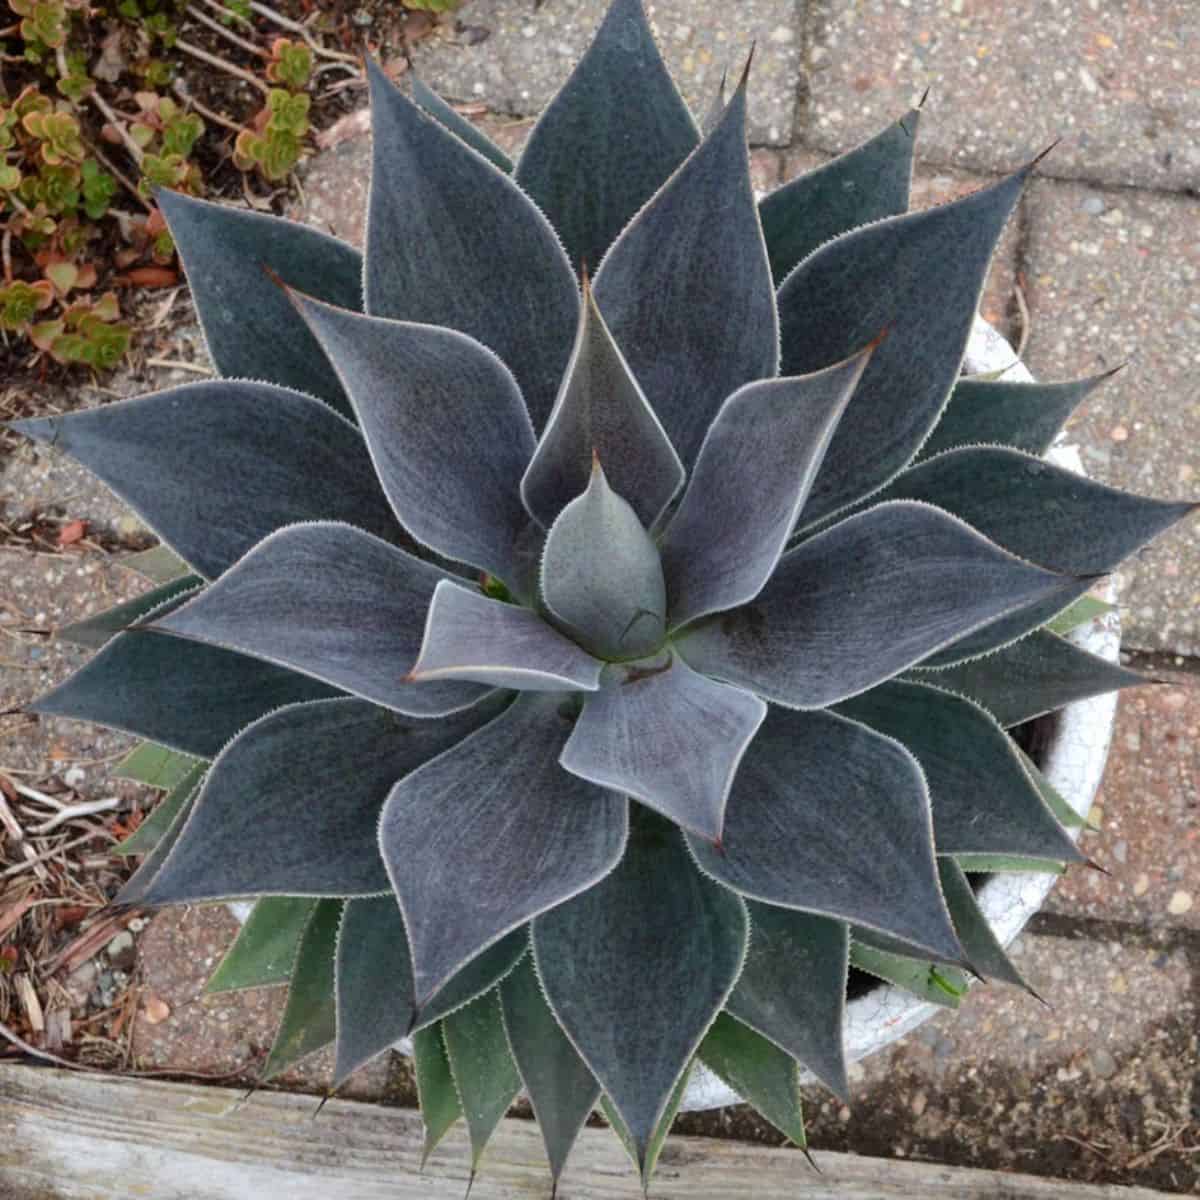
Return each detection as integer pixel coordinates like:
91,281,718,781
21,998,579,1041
0,1064,1176,1199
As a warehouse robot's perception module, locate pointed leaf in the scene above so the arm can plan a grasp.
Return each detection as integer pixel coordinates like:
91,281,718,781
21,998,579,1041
955,854,1066,874
835,680,1082,862
288,295,536,585
592,78,777,469
1015,746,1086,829
119,543,190,585
114,760,205,856
1046,594,1115,638
441,990,522,1171
699,1014,806,1147
112,779,197,907
381,692,627,1008
113,741,201,790
154,523,485,718
31,630,338,758
414,1024,463,1164
560,653,765,842
413,1024,463,1165
760,107,919,285
515,0,698,273
539,462,666,661
137,694,507,905
521,280,683,531
688,706,962,963
500,956,600,1185
699,70,727,138
408,580,605,692
414,933,530,1036
157,189,363,417
205,897,318,994
601,1062,692,1184
938,860,1029,990
534,810,747,1165
11,382,403,581
60,576,202,651
779,167,1029,527
915,629,1146,727
263,899,342,1078
849,938,967,1009
919,370,1118,461
412,76,513,173
727,902,849,1100
677,501,1082,710
660,346,871,629
364,57,578,429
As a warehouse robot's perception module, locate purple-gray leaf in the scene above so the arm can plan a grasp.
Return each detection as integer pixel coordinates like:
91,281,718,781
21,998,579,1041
533,809,746,1167
11,382,402,581
409,580,605,693
135,695,507,906
660,344,872,629
592,73,777,469
676,501,1084,710
837,681,1083,862
727,902,849,1101
560,654,765,842
288,294,536,586
157,189,362,418
154,523,485,718
515,0,699,275
779,166,1029,527
913,629,1146,728
760,106,920,286
687,706,963,964
521,279,683,531
379,692,627,1010
364,57,578,430
539,462,666,661
411,76,513,173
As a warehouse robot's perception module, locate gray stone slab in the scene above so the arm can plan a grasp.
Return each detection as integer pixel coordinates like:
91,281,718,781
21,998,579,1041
1023,178,1200,656
410,0,804,146
804,0,1200,192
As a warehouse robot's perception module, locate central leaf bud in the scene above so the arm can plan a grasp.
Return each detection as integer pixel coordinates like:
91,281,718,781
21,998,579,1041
540,457,667,661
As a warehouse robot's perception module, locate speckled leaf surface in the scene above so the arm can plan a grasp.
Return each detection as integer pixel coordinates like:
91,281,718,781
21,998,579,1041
409,580,605,692
778,168,1028,527
515,0,698,274
560,654,765,842
836,680,1082,862
290,297,536,586
500,956,600,1186
380,693,627,1009
534,811,746,1165
760,107,919,285
413,1024,462,1165
157,189,362,417
659,348,870,629
205,897,318,994
676,501,1081,710
592,79,777,469
154,523,485,718
12,382,402,582
113,741,199,790
688,707,962,964
726,902,849,1101
135,695,507,905
412,76,513,173
364,58,578,430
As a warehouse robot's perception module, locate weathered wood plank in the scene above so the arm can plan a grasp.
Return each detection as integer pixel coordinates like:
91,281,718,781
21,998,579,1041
0,1064,1175,1199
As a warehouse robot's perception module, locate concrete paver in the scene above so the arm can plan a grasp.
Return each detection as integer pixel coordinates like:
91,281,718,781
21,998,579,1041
803,0,1200,192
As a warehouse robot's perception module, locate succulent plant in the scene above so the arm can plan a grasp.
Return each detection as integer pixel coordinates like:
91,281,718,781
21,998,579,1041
12,0,1196,1191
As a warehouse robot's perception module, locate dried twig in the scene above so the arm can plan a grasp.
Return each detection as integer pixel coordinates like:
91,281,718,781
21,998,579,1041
171,81,246,136
173,35,271,95
243,0,359,63
185,3,269,59
87,90,145,165
144,358,214,375
28,798,120,836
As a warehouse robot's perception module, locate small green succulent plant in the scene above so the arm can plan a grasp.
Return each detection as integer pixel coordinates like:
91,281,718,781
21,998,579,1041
13,0,1196,1191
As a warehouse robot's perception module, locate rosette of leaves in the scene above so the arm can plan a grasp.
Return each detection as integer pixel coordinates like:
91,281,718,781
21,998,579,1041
13,0,1196,1191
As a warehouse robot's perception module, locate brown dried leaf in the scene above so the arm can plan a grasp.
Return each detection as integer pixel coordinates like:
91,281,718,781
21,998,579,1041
58,519,87,546
142,993,170,1024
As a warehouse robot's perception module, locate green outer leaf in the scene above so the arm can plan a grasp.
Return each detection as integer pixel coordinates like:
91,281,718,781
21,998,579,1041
699,1014,806,1147
1015,746,1087,829
937,860,1028,991
500,955,600,1185
112,782,199,907
262,899,342,1079
955,854,1066,874
411,76,513,173
441,990,523,1172
1045,594,1114,637
601,1062,692,1184
119,544,190,585
760,106,919,286
413,1023,463,1167
113,761,205,856
59,576,202,651
205,897,318,994
113,741,202,790
849,938,967,1010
